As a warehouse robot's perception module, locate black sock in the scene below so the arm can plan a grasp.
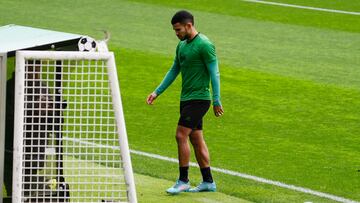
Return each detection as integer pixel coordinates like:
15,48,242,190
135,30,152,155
200,167,213,183
179,166,189,183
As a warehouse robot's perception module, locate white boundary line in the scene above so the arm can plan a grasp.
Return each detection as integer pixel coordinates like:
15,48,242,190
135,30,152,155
243,0,360,16
63,137,359,203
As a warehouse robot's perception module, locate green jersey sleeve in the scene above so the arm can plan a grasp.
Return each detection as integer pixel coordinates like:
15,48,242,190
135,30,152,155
154,60,180,96
201,41,221,106
207,61,221,106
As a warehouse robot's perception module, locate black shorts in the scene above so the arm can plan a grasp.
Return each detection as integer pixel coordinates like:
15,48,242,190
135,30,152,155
178,100,211,130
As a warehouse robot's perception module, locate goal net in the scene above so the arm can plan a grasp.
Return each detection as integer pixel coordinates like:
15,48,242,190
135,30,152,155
12,51,137,203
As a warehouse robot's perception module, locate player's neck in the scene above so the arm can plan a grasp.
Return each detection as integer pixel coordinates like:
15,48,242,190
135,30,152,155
187,30,199,42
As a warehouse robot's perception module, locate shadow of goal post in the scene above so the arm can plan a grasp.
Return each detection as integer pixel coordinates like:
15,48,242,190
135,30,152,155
13,51,137,203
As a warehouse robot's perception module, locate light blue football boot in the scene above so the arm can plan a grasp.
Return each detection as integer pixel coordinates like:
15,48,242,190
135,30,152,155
189,181,216,192
166,180,191,195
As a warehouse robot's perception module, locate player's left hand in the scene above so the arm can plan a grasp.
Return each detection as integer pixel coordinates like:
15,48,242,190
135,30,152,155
213,105,224,117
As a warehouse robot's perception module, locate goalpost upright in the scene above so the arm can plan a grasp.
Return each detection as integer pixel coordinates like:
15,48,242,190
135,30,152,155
0,53,7,203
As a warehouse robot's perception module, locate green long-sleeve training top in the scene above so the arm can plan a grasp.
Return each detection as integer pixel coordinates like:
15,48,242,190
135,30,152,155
155,33,221,106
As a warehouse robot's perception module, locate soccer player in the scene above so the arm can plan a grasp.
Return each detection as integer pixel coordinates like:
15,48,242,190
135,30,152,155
146,10,224,194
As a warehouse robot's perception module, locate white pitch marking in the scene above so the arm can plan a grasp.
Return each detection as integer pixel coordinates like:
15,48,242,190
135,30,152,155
243,0,360,16
63,137,359,203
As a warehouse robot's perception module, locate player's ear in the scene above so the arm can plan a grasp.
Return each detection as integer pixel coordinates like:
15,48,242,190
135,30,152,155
186,22,192,29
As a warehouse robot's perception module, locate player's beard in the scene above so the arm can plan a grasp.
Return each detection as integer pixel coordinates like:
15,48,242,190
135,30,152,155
181,34,189,41
180,27,191,41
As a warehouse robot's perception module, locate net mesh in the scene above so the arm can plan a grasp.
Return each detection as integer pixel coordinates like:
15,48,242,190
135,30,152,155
21,58,128,202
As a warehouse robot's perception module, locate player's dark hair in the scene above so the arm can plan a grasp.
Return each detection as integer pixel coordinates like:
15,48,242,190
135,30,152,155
171,10,194,25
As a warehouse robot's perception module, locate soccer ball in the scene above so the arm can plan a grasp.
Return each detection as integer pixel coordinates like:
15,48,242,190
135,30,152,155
78,36,97,52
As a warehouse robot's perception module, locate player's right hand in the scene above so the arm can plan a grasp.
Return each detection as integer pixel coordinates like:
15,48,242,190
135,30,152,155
146,92,158,105
213,105,224,117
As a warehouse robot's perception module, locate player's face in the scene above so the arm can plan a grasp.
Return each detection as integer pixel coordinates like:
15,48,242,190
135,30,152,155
172,23,191,41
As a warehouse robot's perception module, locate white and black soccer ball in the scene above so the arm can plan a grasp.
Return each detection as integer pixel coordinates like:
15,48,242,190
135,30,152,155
78,36,97,52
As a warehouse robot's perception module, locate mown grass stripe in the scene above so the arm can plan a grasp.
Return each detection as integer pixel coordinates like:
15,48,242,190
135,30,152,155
243,0,360,15
63,136,359,203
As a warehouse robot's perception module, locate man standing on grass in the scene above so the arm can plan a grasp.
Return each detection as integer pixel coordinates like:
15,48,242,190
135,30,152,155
146,10,223,194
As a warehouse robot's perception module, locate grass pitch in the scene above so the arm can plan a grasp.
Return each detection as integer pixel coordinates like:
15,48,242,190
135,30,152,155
64,156,250,203
1,0,360,202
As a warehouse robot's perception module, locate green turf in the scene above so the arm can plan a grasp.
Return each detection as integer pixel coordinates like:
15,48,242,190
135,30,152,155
2,0,359,89
2,186,6,199
117,47,360,202
135,172,252,203
2,0,360,202
131,153,340,203
64,156,251,203
128,0,360,33
264,0,360,11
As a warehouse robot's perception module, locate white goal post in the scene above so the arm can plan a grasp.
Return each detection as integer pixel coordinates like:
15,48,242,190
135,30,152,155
13,51,137,203
0,53,7,203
